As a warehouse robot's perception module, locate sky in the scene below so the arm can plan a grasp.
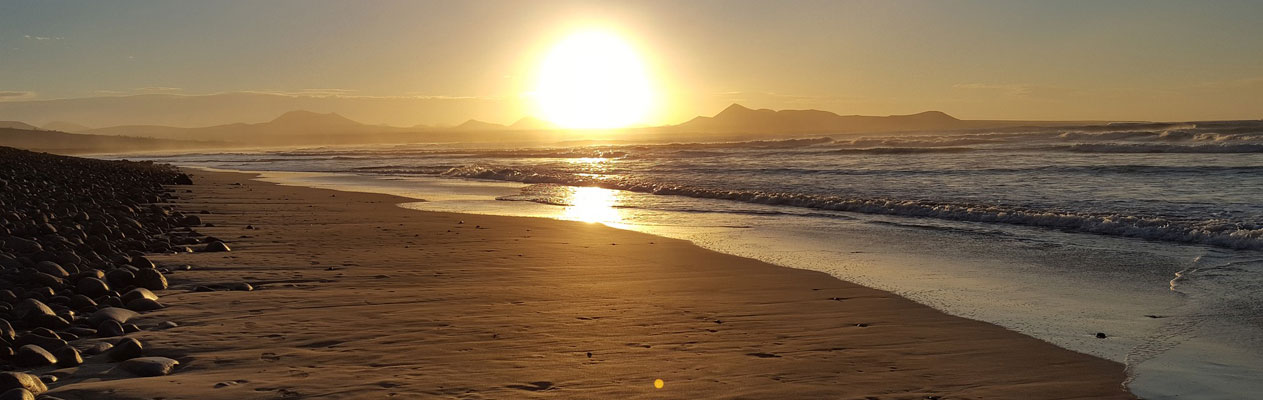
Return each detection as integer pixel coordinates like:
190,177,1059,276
1,0,1262,125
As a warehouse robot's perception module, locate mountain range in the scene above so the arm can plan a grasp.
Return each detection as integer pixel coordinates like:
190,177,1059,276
0,102,1096,152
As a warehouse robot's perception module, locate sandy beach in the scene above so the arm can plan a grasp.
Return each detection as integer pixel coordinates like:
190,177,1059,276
43,169,1133,399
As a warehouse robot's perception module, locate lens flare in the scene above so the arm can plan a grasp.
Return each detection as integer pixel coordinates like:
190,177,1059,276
532,30,654,129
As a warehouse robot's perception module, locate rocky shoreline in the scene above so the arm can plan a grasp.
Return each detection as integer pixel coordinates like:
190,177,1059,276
0,147,228,399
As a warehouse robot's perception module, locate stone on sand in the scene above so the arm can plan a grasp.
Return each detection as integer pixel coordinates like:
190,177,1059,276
0,372,46,395
89,307,140,325
202,241,231,252
119,357,179,377
13,345,56,368
121,287,159,303
108,337,143,361
97,320,125,337
133,268,168,290
53,346,82,367
75,277,111,298
0,388,34,400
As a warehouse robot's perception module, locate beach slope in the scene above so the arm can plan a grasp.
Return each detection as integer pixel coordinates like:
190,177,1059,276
53,170,1133,399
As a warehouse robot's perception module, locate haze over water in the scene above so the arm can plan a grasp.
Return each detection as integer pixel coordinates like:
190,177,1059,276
136,119,1263,399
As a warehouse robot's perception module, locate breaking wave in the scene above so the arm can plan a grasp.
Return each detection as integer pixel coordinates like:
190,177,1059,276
439,165,1263,250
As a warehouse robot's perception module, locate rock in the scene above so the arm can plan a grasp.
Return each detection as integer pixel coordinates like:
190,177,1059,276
104,269,135,287
68,294,97,310
80,342,113,355
97,320,125,337
14,334,65,350
0,388,34,400
0,372,44,395
1096,332,1108,339
119,356,179,377
231,282,254,291
181,215,201,226
89,307,140,325
33,262,68,278
13,299,55,322
130,256,155,269
30,314,70,330
13,345,56,368
53,346,82,367
0,320,14,342
108,338,143,361
75,277,111,298
173,173,194,185
202,241,231,252
25,272,63,289
125,298,163,311
121,288,158,303
156,321,178,330
133,269,168,291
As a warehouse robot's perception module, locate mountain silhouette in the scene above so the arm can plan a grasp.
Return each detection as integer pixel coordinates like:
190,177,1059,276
676,104,966,134
509,116,556,130
0,121,40,130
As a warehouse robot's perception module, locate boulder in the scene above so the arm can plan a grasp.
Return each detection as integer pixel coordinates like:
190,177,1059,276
13,299,55,321
120,356,179,377
202,241,231,252
13,345,56,368
0,388,33,400
89,307,139,325
107,338,143,361
75,277,111,298
121,288,158,303
133,269,167,291
97,320,125,337
33,262,68,279
124,298,163,311
0,372,45,395
53,346,82,367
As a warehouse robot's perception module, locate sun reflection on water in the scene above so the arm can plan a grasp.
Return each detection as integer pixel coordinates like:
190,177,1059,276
561,186,622,225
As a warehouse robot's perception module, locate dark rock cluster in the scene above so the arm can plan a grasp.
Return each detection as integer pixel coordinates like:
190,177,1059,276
0,147,209,395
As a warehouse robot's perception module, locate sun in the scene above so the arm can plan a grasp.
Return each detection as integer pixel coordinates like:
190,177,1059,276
532,30,655,130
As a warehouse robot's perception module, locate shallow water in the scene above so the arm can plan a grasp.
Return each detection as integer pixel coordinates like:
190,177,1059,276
118,121,1263,398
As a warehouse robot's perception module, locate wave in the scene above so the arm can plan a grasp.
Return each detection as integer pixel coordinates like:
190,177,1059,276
439,165,1263,250
1064,143,1263,153
823,147,978,154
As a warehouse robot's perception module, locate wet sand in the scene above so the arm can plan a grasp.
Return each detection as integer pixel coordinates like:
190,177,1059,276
54,169,1134,399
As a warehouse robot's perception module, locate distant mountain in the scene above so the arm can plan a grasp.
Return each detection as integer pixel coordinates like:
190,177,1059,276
0,127,210,155
675,104,967,134
83,110,424,145
41,121,93,133
455,119,506,131
0,92,515,128
0,121,40,130
508,116,556,131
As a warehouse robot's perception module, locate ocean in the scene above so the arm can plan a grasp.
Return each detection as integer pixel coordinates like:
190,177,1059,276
120,120,1263,399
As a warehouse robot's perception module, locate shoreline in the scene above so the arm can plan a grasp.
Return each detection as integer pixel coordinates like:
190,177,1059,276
55,168,1134,399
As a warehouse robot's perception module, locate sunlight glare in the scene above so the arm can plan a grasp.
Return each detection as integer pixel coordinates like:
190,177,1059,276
561,186,622,224
532,30,655,129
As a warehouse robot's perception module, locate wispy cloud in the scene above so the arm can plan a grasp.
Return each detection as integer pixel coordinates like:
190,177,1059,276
0,91,36,101
23,35,62,41
952,83,1076,99
133,86,183,93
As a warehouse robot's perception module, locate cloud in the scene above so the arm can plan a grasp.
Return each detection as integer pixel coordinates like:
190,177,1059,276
952,83,1075,99
133,86,183,92
0,91,35,101
22,35,62,41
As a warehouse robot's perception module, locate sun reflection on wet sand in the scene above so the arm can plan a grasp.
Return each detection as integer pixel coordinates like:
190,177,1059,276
561,186,622,225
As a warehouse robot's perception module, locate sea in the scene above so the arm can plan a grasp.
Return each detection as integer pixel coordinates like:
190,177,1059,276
113,120,1263,399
